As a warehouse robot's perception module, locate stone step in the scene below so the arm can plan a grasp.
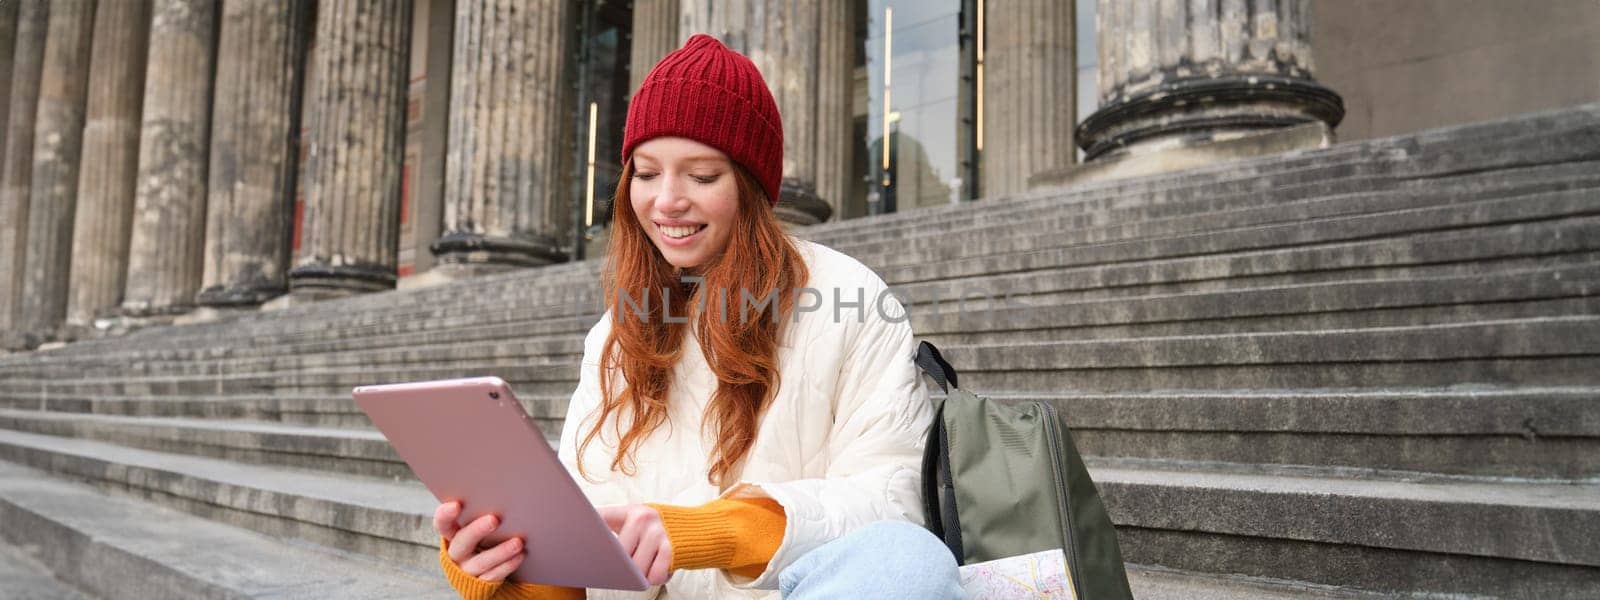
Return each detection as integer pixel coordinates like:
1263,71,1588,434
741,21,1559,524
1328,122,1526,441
0,391,573,429
25,104,1599,356
807,102,1600,234
32,295,1591,386
210,189,1600,345
1024,387,1599,479
37,137,1393,353
5,278,604,362
1331,107,1600,188
3,382,1591,481
0,531,96,600
0,103,1592,600
215,258,601,327
0,429,444,574
0,409,563,478
21,282,1599,387
1123,565,1380,600
945,316,1600,392
0,441,1374,600
0,410,407,479
896,220,1600,309
18,262,1595,381
877,188,1598,288
11,260,602,360
228,176,1600,339
26,155,1596,359
838,170,1600,270
0,364,580,399
27,260,604,356
215,179,1600,346
0,428,1591,598
819,159,1600,251
0,357,580,395
9,335,586,379
809,109,1600,243
833,169,1600,275
7,309,599,370
9,385,1597,453
11,189,1594,371
0,460,455,599
228,155,1561,339
821,143,1384,239
6,316,1597,401
920,264,1600,343
1091,458,1600,599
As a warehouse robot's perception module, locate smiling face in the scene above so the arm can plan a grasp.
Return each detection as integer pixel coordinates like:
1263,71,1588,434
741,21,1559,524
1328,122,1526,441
628,137,743,274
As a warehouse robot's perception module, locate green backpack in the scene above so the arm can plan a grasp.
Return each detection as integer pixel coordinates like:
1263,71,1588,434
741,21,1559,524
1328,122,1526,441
915,340,1134,600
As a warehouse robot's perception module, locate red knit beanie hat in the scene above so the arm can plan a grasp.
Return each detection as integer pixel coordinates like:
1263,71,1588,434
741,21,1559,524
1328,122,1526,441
623,34,784,208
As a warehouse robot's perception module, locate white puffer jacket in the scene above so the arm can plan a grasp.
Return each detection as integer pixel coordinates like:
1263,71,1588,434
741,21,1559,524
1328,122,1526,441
558,237,934,599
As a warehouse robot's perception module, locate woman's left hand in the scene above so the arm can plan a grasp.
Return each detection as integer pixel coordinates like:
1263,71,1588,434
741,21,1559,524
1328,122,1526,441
597,504,674,586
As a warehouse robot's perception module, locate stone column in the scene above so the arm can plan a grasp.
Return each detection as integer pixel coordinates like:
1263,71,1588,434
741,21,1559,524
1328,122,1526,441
982,0,1077,199
121,0,220,318
433,0,572,270
15,0,97,347
680,0,832,225
0,0,20,169
0,0,49,339
289,0,412,299
1075,0,1343,161
197,0,310,308
64,0,153,335
629,0,679,94
814,0,852,219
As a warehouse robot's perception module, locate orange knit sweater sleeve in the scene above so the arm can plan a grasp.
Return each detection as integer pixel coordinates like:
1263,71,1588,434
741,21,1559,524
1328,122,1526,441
646,496,787,579
439,534,585,600
438,497,786,599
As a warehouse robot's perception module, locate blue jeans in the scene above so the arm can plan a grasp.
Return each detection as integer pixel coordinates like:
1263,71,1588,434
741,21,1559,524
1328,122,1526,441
777,520,967,599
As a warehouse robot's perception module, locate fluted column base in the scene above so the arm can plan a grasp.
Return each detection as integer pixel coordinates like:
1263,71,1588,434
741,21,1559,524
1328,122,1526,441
0,330,27,351
774,178,832,227
287,261,398,298
194,282,286,308
55,321,108,343
429,231,566,269
3,330,47,351
1033,120,1331,189
1075,74,1343,162
119,298,198,318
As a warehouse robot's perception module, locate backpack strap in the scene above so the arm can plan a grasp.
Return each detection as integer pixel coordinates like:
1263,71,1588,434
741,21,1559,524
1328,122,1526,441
915,340,958,393
917,340,966,564
921,406,965,565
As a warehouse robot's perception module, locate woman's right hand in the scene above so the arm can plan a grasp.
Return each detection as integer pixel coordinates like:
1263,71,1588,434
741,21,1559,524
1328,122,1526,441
436,500,527,582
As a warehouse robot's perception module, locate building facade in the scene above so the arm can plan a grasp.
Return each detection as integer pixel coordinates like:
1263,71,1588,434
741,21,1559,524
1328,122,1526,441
0,0,1595,350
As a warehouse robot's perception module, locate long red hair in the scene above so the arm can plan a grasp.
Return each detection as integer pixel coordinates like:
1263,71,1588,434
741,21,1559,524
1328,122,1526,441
578,157,810,486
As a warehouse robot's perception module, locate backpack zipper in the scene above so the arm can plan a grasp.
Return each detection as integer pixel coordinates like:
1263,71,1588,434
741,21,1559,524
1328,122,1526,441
1039,401,1085,599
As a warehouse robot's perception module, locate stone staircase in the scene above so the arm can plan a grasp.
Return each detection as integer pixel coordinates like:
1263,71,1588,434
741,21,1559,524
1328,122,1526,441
1,102,1597,598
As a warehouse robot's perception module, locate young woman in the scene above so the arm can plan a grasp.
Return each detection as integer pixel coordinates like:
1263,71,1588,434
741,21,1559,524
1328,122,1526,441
434,34,965,599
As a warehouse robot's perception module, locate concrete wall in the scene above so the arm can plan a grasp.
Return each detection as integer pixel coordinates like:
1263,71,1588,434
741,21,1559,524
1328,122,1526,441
1311,0,1600,142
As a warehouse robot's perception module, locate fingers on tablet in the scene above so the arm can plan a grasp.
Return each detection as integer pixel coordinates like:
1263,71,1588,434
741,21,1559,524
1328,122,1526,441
648,544,672,586
597,504,627,532
434,501,462,539
478,548,527,582
465,536,524,579
608,506,671,585
449,513,499,564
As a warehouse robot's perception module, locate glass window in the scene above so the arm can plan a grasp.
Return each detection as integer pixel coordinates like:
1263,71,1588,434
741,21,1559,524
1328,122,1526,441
573,1,632,260
1075,0,1098,162
859,1,966,217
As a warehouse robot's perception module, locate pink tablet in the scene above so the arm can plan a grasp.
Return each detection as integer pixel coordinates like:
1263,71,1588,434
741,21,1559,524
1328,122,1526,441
353,376,649,591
